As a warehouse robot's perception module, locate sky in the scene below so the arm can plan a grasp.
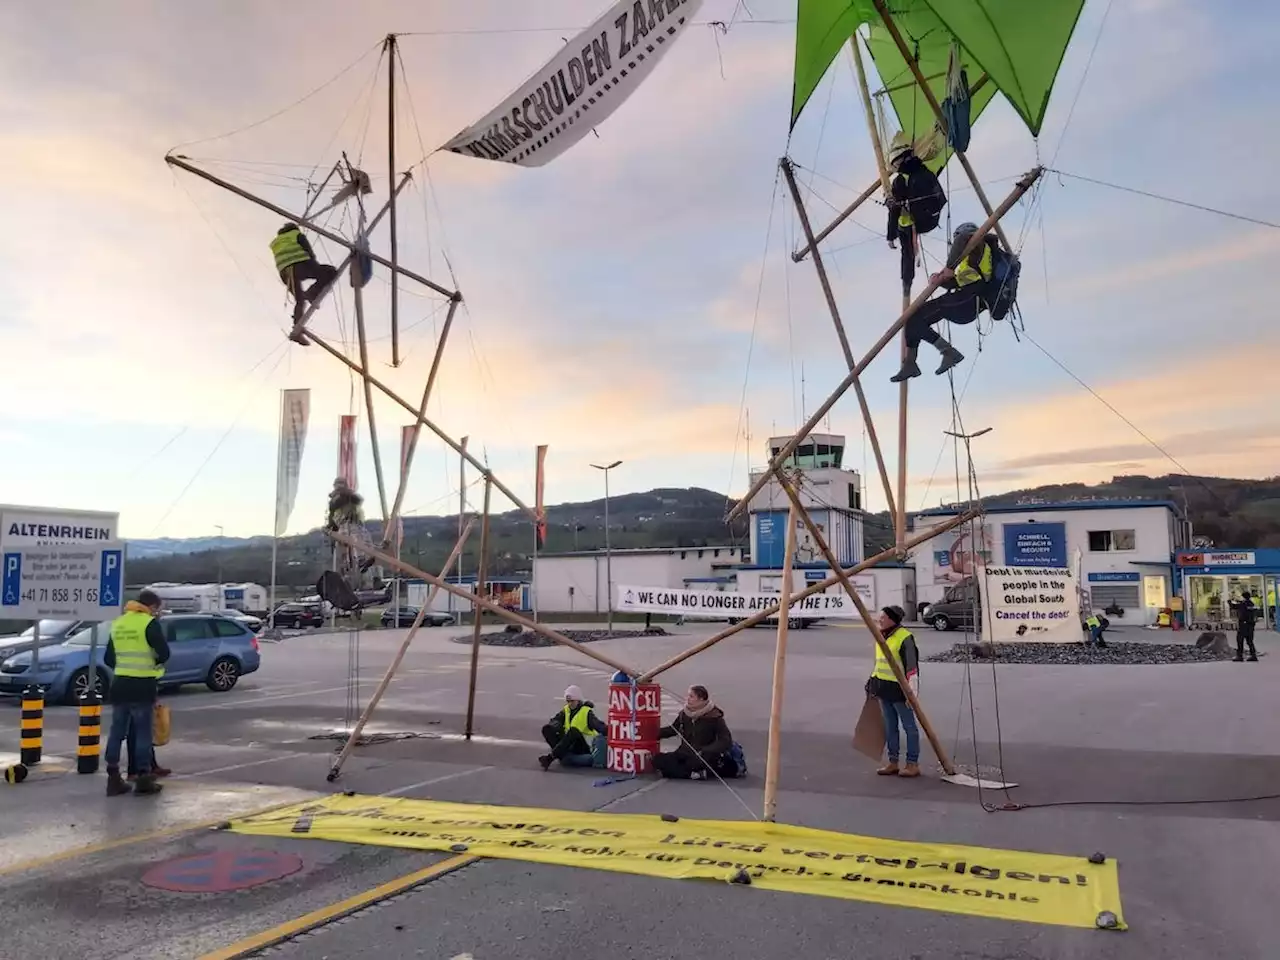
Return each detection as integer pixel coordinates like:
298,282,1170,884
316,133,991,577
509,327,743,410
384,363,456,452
2,0,1278,540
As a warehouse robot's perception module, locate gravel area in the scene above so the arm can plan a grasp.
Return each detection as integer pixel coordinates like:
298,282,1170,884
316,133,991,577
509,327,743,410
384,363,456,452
451,627,670,648
927,641,1235,665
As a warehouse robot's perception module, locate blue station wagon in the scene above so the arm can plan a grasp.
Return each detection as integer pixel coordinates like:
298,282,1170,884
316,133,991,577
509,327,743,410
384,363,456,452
0,614,261,704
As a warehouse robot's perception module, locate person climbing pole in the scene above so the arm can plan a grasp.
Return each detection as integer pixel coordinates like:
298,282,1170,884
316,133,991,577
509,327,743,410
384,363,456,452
890,221,1002,383
325,477,373,579
270,222,338,339
885,132,947,299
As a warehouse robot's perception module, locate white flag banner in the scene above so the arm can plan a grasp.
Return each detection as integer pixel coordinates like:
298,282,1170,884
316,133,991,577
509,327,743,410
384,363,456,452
441,0,704,167
616,584,866,620
274,389,310,537
980,566,1081,643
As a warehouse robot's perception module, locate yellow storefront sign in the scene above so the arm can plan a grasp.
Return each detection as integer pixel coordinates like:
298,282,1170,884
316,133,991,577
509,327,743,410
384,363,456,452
230,794,1125,930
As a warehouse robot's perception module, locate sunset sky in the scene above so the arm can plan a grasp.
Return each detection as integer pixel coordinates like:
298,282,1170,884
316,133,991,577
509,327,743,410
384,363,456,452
2,0,1277,539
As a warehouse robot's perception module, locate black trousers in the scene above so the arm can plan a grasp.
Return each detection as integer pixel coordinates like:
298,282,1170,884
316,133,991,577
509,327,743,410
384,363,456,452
541,724,591,760
904,286,984,350
1237,621,1257,657
281,261,338,305
653,751,739,780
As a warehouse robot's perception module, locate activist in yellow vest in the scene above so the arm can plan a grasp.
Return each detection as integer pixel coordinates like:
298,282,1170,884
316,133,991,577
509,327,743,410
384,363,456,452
873,626,915,684
562,703,599,742
1085,614,1101,630
954,241,993,288
270,228,312,273
110,606,164,679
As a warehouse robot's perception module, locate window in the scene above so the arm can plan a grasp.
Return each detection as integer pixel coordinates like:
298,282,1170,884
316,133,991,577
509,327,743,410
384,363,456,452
796,444,815,458
211,619,248,638
1088,529,1136,552
817,444,830,456
848,483,861,510
167,619,213,643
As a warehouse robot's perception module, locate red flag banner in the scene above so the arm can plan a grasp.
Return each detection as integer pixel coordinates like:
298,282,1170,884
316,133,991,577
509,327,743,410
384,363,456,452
338,415,358,489
535,445,548,549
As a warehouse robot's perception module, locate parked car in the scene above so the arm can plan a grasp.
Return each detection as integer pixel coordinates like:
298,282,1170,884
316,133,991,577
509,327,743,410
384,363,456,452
0,613,261,704
269,603,326,629
0,619,101,662
355,587,391,607
380,606,455,628
924,580,981,632
210,609,264,632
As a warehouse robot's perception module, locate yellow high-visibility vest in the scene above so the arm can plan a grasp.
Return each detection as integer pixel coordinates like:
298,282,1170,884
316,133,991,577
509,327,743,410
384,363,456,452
109,611,163,679
897,173,914,228
562,703,598,741
873,626,913,683
954,242,993,287
270,230,311,272
1085,615,1101,629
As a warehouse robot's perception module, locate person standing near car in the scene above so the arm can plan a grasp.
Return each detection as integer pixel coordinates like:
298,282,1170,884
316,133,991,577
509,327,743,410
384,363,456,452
866,605,922,779
103,590,170,796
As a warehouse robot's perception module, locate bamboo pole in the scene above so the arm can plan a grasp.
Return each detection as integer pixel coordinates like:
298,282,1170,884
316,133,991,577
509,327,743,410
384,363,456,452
329,529,642,677
791,179,879,262
457,436,468,618
300,328,535,518
351,248,390,526
780,158,897,523
165,155,458,299
870,0,1011,252
776,473,955,775
640,507,980,681
464,478,493,740
385,33,401,368
763,497,798,821
327,520,474,782
381,297,460,551
851,35,892,195
726,168,1041,523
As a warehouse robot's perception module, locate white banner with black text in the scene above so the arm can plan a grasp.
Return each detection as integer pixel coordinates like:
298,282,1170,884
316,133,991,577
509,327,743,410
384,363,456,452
616,584,866,620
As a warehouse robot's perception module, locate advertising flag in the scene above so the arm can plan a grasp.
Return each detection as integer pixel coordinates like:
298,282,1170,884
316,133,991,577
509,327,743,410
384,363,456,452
274,389,310,537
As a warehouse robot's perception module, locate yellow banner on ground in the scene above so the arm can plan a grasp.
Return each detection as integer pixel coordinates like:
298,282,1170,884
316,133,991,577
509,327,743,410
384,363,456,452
230,795,1124,930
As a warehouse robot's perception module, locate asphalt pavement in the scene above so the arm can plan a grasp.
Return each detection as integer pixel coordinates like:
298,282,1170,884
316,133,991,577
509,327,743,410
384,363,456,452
0,619,1277,958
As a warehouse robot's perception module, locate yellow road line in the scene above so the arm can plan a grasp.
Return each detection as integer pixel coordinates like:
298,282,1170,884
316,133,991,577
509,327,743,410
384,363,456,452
196,853,479,960
0,798,304,880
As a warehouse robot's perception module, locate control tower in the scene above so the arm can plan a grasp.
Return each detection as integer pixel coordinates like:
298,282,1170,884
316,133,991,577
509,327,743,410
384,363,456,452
744,433,865,568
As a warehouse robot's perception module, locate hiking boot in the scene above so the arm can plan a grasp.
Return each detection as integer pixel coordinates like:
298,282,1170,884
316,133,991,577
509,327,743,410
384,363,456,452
106,771,132,797
288,326,310,346
1233,656,1245,662
899,763,921,778
1248,654,1259,662
876,762,900,776
889,361,921,383
133,775,164,796
935,346,965,375
152,764,172,778
538,754,554,771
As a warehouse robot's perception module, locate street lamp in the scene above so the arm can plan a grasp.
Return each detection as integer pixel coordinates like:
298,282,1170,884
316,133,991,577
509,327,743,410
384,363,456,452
591,460,623,634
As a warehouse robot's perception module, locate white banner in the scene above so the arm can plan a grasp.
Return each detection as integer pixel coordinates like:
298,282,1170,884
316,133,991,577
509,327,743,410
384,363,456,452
441,0,704,166
274,389,310,537
980,566,1081,643
616,584,863,620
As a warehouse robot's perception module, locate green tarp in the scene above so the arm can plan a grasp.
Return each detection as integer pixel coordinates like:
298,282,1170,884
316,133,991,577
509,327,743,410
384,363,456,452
792,0,1086,140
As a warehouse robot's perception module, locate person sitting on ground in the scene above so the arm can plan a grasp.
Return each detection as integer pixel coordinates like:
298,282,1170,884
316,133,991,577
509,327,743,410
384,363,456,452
866,605,921,779
539,685,607,770
653,684,736,780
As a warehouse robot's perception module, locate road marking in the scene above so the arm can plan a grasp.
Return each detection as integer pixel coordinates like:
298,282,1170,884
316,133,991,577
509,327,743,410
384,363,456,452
172,752,314,780
174,685,357,712
0,797,305,880
195,852,478,960
383,766,491,797
595,777,666,811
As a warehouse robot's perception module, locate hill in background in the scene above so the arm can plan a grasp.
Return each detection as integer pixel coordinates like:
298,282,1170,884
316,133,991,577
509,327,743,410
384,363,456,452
123,473,1280,588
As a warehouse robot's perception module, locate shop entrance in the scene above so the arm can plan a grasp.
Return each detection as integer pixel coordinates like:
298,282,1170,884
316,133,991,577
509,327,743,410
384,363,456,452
1186,574,1268,631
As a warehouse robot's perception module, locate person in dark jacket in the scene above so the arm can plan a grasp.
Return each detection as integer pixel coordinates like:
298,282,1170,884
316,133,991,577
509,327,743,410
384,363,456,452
653,685,736,780
890,221,1002,383
103,590,171,796
1230,590,1260,662
866,605,922,778
270,221,338,333
885,134,947,301
539,685,607,770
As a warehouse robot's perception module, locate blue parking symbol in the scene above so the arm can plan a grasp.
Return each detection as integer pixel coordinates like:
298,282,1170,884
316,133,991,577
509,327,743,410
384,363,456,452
99,549,122,608
2,553,20,607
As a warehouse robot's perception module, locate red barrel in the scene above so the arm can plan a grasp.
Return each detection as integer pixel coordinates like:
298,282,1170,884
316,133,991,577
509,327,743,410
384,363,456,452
606,681,662,775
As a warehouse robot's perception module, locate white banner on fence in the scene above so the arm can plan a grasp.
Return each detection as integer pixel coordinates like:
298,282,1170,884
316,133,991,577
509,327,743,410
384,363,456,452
616,584,862,619
441,0,704,166
980,566,1081,643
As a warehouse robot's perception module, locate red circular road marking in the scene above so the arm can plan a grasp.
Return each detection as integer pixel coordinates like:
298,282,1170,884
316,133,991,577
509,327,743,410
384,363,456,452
141,849,304,892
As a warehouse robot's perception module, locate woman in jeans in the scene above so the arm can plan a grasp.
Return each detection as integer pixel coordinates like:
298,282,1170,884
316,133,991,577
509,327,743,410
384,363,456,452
866,605,921,778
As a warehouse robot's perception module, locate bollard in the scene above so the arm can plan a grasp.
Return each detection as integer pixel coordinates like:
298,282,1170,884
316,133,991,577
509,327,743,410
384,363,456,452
77,692,103,774
20,686,44,766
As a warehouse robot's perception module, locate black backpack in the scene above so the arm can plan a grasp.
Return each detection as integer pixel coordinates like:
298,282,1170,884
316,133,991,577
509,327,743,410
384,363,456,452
987,245,1022,322
902,165,947,235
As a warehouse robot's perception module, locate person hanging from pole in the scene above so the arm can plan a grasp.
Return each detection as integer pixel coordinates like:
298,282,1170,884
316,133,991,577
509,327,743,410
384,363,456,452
324,477,374,580
890,220,1004,383
865,605,921,778
270,221,338,339
885,132,947,300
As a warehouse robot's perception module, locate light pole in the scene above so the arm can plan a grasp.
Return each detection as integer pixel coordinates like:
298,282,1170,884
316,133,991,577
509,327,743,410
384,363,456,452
591,460,623,634
214,524,225,610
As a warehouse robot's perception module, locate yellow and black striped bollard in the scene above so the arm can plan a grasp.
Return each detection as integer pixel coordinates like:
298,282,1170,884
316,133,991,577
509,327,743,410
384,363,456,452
20,685,44,766
78,691,103,774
